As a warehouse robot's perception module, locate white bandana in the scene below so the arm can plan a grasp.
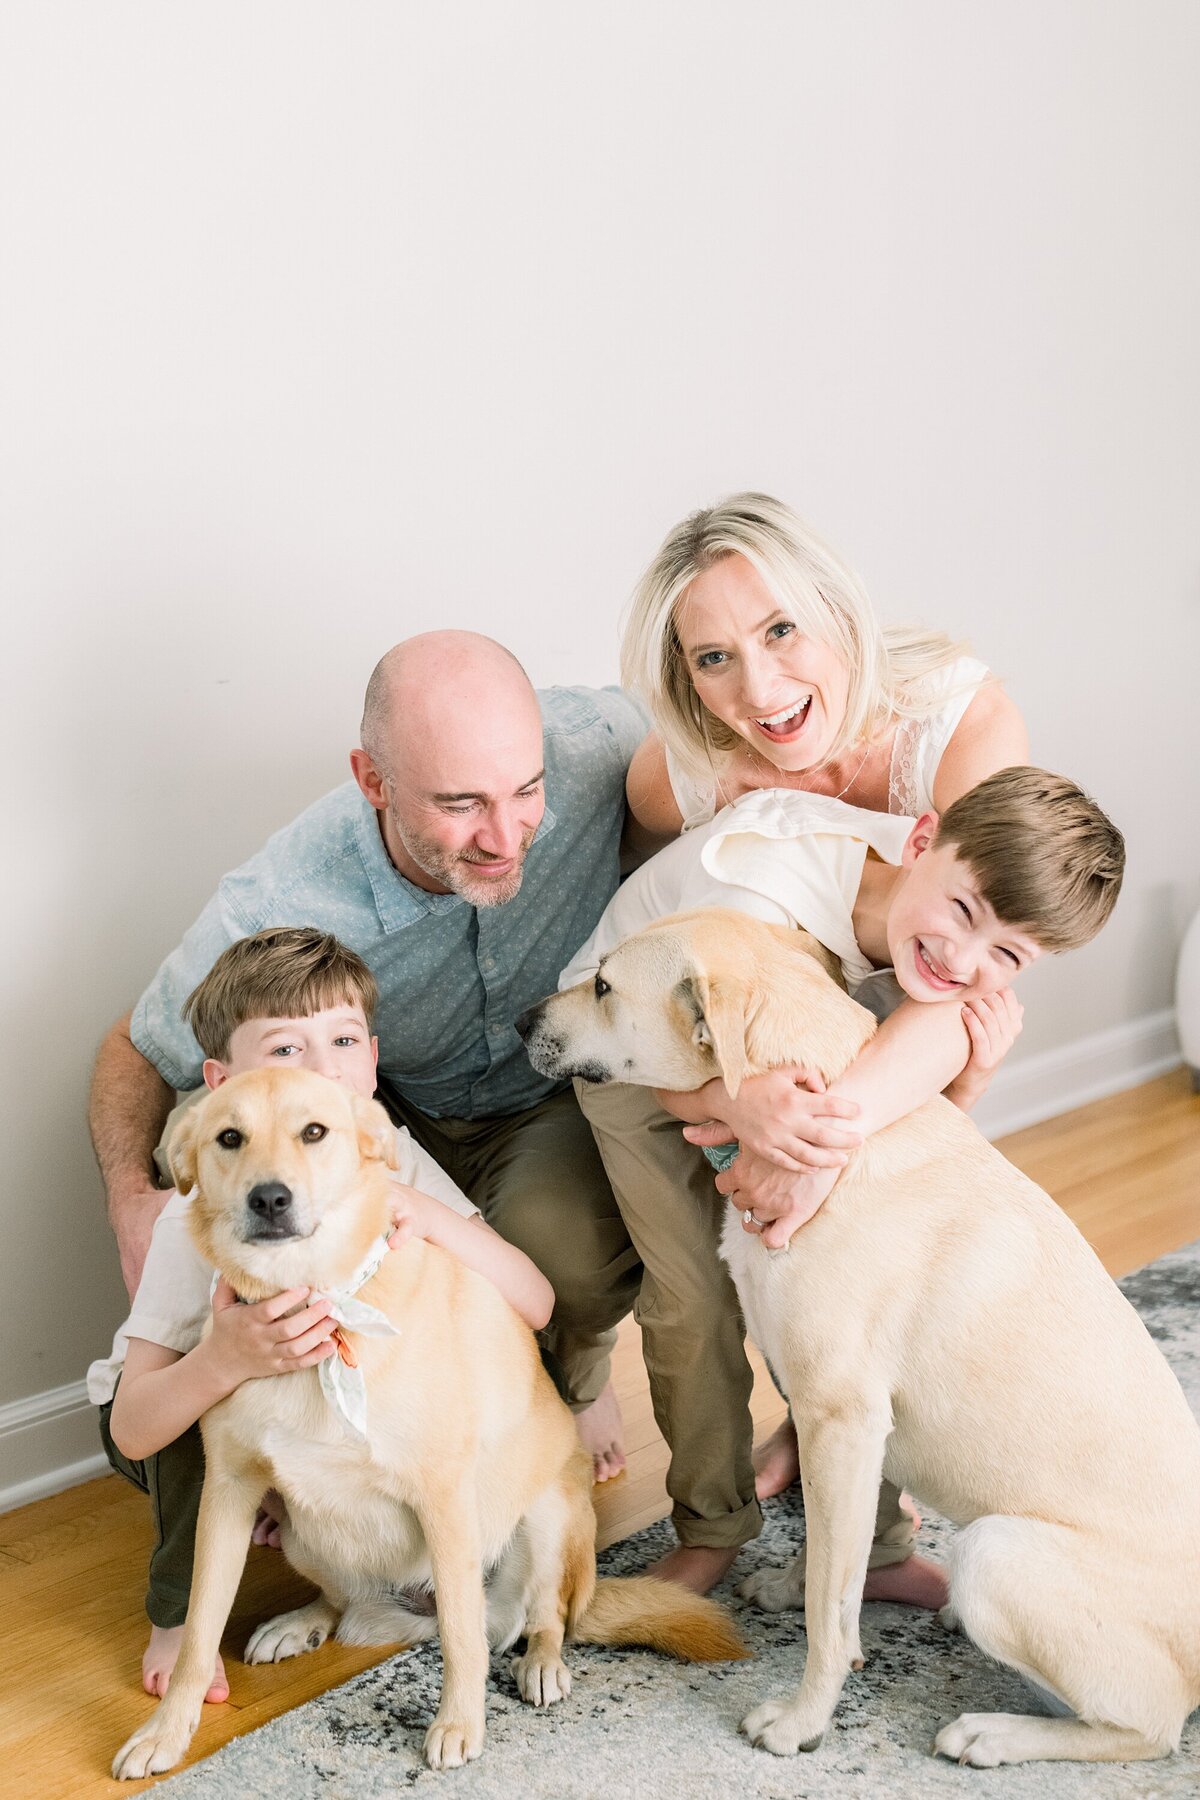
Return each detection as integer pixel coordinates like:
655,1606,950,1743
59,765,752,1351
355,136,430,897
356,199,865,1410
213,1233,400,1443
314,1234,401,1441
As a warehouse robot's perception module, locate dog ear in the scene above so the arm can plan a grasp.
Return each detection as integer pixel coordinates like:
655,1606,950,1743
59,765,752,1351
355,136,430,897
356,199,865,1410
351,1094,401,1169
167,1107,200,1195
676,972,752,1101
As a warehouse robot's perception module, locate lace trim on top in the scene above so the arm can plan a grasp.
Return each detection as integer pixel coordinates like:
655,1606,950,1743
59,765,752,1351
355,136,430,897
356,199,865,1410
887,716,924,816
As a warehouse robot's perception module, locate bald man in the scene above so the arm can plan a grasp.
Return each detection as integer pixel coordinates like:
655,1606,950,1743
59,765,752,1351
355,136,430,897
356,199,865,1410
89,633,651,1481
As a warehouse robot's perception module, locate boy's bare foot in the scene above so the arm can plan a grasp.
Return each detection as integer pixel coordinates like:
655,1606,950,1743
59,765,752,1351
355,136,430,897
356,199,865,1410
863,1553,949,1610
143,1624,229,1703
575,1382,626,1482
753,1418,800,1499
645,1543,740,1595
251,1488,287,1548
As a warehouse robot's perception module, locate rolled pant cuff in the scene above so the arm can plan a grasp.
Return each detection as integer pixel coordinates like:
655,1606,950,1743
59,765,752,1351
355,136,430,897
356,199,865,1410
672,1496,762,1551
145,1593,190,1630
564,1359,612,1411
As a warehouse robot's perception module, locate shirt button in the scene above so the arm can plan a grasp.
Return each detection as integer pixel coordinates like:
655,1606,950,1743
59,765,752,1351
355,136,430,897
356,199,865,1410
488,1022,504,1037
482,956,497,973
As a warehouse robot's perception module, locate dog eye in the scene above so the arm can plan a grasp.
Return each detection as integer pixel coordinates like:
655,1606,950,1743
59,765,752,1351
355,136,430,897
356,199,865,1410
216,1128,243,1150
594,974,610,999
301,1122,328,1143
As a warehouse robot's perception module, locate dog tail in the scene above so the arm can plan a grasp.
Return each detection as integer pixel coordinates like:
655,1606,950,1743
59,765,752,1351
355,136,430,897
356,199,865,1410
571,1576,747,1662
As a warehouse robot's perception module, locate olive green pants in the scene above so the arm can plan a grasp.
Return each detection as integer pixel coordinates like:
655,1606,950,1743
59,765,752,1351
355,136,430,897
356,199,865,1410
575,1079,918,1560
99,1391,206,1628
377,1082,642,1411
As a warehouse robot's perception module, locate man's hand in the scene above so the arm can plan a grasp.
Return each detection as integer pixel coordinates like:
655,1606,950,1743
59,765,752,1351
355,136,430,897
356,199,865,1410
115,1185,170,1301
683,1067,861,1172
714,1148,841,1250
89,1010,177,1295
945,989,1023,1112
202,1280,338,1388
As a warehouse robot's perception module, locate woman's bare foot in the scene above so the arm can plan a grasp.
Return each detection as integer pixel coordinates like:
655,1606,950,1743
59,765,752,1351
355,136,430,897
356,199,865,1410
142,1624,229,1703
862,1553,949,1610
251,1488,287,1548
645,1543,741,1595
575,1382,626,1482
753,1418,800,1499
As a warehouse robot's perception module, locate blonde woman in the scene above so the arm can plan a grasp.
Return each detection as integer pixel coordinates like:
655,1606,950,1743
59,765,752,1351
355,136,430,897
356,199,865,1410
575,495,1029,1598
623,491,1027,834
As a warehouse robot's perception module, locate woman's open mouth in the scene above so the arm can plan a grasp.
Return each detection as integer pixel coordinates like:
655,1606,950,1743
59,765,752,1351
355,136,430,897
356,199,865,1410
751,696,812,744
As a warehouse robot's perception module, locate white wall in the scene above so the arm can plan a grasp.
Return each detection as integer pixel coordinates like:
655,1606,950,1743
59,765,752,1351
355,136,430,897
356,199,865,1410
2,3,1198,1487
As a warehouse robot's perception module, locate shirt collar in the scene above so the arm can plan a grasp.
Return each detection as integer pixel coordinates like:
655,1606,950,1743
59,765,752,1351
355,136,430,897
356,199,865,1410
354,794,464,932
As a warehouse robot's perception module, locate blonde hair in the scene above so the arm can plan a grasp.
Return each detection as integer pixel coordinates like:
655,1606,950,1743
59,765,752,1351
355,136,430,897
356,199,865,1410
620,492,970,790
183,928,380,1060
936,767,1125,952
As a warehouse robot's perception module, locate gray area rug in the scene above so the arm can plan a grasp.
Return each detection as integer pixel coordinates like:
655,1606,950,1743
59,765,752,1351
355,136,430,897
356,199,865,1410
161,1241,1200,1799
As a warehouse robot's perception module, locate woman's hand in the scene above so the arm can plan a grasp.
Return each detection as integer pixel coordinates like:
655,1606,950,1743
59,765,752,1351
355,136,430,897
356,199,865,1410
713,1148,841,1249
682,1067,861,1171
945,988,1023,1111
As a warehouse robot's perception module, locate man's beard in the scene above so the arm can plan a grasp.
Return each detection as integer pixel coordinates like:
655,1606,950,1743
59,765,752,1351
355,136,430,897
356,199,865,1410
397,821,535,908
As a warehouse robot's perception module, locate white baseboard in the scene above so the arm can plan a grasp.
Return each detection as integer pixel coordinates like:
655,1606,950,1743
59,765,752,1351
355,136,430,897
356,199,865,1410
0,1379,109,1516
972,1008,1182,1140
1,1011,1184,1516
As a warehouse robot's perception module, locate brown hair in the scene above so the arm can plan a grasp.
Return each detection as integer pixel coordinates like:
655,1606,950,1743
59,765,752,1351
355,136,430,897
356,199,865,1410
183,928,379,1060
934,767,1124,952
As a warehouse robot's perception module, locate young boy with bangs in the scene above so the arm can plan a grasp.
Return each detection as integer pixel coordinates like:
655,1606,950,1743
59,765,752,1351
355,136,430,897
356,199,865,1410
88,927,553,1705
564,765,1124,1596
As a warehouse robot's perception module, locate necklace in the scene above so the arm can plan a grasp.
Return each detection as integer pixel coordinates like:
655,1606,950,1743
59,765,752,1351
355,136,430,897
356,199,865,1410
743,738,874,805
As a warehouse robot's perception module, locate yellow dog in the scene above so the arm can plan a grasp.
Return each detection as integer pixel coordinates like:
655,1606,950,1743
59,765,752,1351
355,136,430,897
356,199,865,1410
112,1066,743,1779
520,908,1200,1771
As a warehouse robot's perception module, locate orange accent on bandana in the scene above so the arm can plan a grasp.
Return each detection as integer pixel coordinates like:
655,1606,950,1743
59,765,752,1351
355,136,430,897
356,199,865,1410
331,1326,358,1369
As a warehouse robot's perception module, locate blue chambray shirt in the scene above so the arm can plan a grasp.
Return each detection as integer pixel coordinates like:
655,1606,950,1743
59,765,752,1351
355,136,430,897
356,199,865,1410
131,686,648,1118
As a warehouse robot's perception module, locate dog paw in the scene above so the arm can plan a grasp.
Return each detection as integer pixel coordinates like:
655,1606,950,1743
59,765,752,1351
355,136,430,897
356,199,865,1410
512,1648,572,1706
246,1603,334,1664
424,1712,485,1769
338,1597,438,1648
937,1601,962,1633
738,1561,805,1613
934,1713,1013,1767
741,1697,825,1757
111,1710,197,1779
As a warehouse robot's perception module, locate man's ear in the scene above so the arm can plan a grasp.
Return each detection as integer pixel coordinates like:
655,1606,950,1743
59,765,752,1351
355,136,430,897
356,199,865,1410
168,1108,200,1195
202,1059,229,1090
675,972,751,1101
351,1093,400,1169
902,809,939,866
349,747,388,813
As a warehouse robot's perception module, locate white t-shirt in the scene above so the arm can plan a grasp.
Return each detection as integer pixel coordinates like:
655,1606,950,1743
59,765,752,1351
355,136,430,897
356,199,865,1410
560,788,913,998
665,655,989,830
87,1123,477,1406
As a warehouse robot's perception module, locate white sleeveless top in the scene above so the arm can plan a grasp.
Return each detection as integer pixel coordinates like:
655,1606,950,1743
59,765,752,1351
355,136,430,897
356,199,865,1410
666,655,989,830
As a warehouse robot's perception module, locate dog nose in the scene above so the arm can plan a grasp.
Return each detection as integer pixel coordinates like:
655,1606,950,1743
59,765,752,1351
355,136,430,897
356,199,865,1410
514,1005,537,1040
247,1181,294,1221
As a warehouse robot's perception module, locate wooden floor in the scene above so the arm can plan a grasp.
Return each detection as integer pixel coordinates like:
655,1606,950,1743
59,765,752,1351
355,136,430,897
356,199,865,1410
3,1069,1197,1798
